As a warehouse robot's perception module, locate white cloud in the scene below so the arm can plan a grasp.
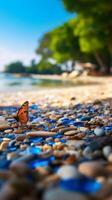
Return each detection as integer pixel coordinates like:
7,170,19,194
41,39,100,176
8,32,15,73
0,46,40,71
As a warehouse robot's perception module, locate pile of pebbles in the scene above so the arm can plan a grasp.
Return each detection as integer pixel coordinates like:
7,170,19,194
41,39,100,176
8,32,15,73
0,98,112,200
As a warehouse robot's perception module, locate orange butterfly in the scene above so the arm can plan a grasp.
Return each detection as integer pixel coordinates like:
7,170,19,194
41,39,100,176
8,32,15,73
14,101,29,125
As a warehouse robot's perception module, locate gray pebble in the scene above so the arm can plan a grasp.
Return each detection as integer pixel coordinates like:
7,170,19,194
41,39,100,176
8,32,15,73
94,127,105,136
57,165,80,180
43,187,89,200
103,146,112,158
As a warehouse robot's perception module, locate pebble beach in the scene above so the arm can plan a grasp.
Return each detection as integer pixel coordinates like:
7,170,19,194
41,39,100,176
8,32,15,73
0,76,112,200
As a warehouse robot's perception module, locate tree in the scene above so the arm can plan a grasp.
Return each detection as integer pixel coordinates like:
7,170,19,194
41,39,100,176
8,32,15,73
36,33,52,60
37,59,62,74
61,0,112,74
36,22,89,71
5,61,26,73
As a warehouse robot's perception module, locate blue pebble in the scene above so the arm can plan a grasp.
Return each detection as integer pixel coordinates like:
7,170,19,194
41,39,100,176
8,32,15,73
26,147,41,155
60,177,102,193
30,137,43,143
30,155,55,168
0,160,11,169
73,122,84,127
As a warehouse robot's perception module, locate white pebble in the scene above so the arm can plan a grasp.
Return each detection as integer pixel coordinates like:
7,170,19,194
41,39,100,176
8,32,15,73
57,165,80,180
103,146,112,158
94,127,105,136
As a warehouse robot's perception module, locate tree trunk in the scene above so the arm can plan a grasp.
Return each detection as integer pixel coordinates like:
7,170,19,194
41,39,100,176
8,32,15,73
71,60,75,71
94,53,107,73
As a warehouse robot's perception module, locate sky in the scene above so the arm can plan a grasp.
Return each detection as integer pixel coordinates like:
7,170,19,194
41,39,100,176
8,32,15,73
0,0,74,71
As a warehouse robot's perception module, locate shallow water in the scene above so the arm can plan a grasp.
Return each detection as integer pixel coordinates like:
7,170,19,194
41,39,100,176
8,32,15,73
0,73,76,92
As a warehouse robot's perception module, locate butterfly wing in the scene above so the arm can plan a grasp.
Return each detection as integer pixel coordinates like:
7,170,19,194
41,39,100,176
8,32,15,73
17,101,29,125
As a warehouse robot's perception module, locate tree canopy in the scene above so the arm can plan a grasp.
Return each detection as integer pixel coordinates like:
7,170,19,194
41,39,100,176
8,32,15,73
61,0,112,73
5,61,26,74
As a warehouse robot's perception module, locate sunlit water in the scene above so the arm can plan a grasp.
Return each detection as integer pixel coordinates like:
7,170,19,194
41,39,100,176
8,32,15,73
0,73,76,92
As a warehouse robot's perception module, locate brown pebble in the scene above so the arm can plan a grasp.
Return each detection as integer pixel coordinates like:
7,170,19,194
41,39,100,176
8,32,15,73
10,163,31,177
64,130,78,136
43,144,52,151
108,153,112,162
78,161,107,178
7,152,18,160
0,124,10,131
0,141,9,150
59,126,77,133
51,126,65,132
26,131,57,137
20,144,28,150
95,182,112,199
0,183,18,200
14,129,23,134
0,170,13,180
16,135,26,141
38,174,60,189
3,138,11,142
63,155,77,164
4,129,13,133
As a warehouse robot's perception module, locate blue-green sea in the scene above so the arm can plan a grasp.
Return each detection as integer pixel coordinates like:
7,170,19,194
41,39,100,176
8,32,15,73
0,73,75,92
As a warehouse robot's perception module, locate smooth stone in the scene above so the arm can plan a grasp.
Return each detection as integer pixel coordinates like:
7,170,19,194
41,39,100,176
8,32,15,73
95,182,112,199
43,188,89,200
60,177,102,193
66,140,85,149
0,170,13,180
79,127,89,132
59,127,77,133
78,161,106,178
103,146,112,158
26,131,57,137
4,129,13,134
64,130,78,136
10,163,31,177
108,153,112,162
0,124,10,131
83,146,92,157
57,165,80,180
94,127,105,136
0,183,18,200
10,154,37,167
7,152,18,160
0,141,10,151
16,135,26,141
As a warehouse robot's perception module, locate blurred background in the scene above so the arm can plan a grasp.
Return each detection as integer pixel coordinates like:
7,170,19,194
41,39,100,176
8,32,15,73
0,0,112,92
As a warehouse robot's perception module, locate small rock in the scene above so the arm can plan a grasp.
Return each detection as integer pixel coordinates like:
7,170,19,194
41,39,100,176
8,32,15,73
83,146,92,157
78,161,107,178
4,129,13,133
108,153,112,162
64,130,78,136
0,124,10,131
94,127,105,136
103,146,112,158
0,141,10,150
26,131,57,138
57,165,80,180
7,152,18,160
43,188,89,200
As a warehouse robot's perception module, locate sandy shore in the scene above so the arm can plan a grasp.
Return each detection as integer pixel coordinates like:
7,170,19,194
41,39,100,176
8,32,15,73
0,76,112,106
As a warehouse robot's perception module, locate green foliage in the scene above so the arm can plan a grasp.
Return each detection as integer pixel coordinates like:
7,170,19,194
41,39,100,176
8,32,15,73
36,33,52,59
50,23,81,62
61,0,112,73
37,59,62,74
5,61,26,73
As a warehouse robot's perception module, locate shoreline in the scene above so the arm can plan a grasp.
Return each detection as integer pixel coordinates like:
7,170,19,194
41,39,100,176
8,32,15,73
0,76,112,106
